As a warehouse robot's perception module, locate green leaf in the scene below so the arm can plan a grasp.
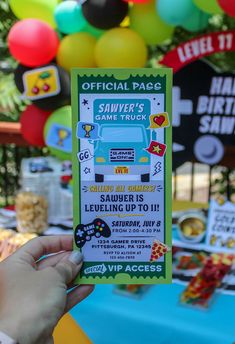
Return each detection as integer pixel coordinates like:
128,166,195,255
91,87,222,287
39,72,51,79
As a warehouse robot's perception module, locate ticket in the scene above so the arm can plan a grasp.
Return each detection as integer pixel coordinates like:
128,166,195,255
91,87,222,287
71,68,172,284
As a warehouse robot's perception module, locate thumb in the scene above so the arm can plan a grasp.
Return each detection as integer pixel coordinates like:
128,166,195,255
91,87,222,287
54,251,83,284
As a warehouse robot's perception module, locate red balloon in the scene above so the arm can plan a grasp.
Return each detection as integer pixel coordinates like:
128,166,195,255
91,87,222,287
218,0,235,17
8,19,59,67
20,105,51,146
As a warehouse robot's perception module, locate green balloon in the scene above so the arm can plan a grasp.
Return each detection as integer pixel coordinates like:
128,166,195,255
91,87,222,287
82,21,105,39
130,1,174,45
193,0,223,14
44,105,72,161
10,0,58,28
182,7,210,32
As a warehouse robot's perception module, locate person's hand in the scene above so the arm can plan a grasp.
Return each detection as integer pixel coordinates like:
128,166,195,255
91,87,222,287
0,235,94,344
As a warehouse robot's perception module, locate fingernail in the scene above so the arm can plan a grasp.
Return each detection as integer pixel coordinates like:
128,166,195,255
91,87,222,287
68,251,83,265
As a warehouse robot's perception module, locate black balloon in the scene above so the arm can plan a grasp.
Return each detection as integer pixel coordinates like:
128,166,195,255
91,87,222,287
82,0,128,30
14,63,70,111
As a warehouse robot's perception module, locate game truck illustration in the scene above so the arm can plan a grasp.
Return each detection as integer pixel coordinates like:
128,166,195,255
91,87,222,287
94,124,150,183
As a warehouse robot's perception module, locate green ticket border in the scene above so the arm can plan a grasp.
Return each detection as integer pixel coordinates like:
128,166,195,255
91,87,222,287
71,68,172,284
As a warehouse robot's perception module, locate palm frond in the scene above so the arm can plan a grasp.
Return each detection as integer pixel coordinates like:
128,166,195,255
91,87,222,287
0,72,28,121
0,0,17,60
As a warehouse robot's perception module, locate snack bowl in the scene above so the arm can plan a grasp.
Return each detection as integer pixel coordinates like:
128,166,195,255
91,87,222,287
177,213,206,244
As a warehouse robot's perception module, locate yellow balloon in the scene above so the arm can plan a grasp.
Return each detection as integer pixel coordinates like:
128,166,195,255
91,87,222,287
130,0,174,45
10,0,58,28
95,28,147,68
56,33,97,71
120,16,130,28
193,0,223,14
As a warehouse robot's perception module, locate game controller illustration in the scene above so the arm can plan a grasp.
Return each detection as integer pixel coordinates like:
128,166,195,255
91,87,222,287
74,218,111,248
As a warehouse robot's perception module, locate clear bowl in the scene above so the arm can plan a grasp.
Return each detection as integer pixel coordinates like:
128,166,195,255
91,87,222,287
177,213,206,244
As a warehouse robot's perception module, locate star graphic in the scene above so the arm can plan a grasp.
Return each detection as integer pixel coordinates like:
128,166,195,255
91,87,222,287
84,167,91,174
152,145,162,154
82,99,88,106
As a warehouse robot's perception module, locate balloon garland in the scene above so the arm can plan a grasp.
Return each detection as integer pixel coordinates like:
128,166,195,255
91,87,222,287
182,6,210,32
95,28,147,67
54,1,86,34
130,1,174,45
8,19,59,67
157,0,196,26
9,0,58,28
14,63,71,111
193,0,223,14
44,105,72,160
218,0,235,18
6,0,234,159
56,32,97,71
81,0,129,30
20,105,51,147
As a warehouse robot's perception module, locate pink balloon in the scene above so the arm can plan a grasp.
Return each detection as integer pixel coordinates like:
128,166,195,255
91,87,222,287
8,19,59,67
218,0,235,17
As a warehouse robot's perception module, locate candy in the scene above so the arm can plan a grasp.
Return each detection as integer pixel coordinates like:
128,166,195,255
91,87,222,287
176,252,207,270
114,284,150,298
180,253,234,308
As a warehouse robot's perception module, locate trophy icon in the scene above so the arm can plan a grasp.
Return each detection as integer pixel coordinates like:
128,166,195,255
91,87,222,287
57,128,70,146
82,124,95,138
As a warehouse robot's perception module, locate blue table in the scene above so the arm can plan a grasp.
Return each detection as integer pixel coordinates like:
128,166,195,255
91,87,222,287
71,283,235,344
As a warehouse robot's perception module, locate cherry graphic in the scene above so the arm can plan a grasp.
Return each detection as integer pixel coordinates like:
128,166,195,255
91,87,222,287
32,86,39,94
42,83,50,92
